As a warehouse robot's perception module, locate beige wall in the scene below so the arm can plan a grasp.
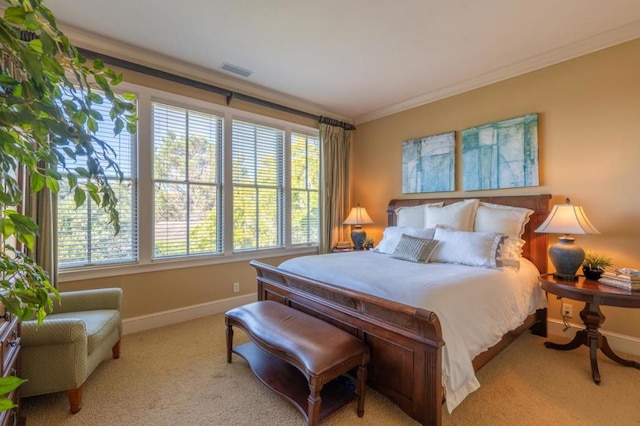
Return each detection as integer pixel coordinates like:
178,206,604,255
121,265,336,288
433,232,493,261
60,256,294,319
352,39,640,338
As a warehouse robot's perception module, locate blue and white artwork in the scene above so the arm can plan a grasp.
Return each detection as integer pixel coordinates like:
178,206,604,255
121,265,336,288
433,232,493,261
462,113,539,191
402,131,455,193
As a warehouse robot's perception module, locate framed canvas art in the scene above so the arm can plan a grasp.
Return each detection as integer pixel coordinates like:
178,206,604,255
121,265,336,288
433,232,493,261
402,131,455,193
462,113,539,191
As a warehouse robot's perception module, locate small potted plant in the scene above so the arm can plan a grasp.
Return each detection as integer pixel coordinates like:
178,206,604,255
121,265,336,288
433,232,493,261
582,252,612,280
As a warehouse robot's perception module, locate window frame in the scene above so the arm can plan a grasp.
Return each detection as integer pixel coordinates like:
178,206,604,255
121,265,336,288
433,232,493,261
151,101,225,259
59,82,319,283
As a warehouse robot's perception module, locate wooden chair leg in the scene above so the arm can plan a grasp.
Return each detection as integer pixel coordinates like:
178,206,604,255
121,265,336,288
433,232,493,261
112,340,121,359
67,386,83,414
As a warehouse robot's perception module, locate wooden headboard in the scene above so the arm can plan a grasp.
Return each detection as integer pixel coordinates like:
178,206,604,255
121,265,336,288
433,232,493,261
387,194,551,274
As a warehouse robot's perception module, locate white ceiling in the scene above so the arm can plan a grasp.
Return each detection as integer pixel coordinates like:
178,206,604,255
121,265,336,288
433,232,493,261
45,0,640,124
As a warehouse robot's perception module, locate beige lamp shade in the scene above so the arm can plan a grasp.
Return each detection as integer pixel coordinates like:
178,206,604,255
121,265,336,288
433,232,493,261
535,199,600,235
343,206,374,226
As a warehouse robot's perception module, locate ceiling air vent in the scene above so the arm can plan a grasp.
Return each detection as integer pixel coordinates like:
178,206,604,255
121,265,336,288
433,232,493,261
220,62,253,78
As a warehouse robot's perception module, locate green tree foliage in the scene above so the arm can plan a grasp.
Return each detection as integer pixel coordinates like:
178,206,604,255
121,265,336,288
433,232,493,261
0,0,136,404
153,121,221,256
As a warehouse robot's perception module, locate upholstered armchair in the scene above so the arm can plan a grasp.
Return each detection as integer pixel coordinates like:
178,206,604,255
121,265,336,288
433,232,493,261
20,288,123,413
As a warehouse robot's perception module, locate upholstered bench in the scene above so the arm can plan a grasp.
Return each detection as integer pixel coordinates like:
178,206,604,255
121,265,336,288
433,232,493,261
225,301,369,425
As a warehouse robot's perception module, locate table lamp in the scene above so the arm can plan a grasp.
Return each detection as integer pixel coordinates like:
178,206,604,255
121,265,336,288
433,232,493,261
343,205,374,250
535,198,600,280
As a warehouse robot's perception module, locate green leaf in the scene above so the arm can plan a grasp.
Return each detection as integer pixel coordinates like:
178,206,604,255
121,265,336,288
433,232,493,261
75,167,91,178
87,117,98,132
0,376,27,395
0,218,16,239
19,233,36,250
45,177,60,193
0,396,16,411
93,59,104,70
3,7,26,24
28,39,44,54
114,118,124,135
111,74,123,85
30,173,45,193
88,92,103,104
126,122,137,134
44,168,62,180
67,173,78,188
73,187,86,207
8,213,38,233
89,190,101,205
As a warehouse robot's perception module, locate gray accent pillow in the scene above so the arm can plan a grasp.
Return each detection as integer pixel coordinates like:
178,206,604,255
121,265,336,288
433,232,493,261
391,234,439,263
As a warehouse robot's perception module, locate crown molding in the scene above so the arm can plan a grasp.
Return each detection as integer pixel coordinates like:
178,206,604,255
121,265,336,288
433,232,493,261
59,24,352,124
354,20,640,125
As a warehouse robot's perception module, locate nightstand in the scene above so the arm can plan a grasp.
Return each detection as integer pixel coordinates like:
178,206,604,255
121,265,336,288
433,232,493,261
332,247,354,253
540,274,640,384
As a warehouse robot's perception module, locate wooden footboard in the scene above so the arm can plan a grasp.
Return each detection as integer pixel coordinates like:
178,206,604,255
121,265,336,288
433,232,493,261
251,260,547,425
251,260,445,425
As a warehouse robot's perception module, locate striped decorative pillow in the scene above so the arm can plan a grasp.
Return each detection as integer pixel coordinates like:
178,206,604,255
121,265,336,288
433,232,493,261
391,234,439,263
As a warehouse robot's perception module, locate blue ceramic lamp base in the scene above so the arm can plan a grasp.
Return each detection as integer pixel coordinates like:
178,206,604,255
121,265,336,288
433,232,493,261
549,236,584,280
350,226,366,250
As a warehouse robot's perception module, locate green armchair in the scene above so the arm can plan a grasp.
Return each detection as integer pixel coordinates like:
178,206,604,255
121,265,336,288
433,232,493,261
20,288,123,413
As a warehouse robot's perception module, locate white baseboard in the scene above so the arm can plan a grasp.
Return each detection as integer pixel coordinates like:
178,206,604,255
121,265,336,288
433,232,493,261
548,318,640,357
122,293,257,335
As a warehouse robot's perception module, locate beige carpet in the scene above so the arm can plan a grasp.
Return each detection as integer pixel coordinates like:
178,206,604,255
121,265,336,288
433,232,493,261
20,313,640,425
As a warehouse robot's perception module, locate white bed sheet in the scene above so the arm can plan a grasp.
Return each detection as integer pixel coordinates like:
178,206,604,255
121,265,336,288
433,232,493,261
279,251,546,412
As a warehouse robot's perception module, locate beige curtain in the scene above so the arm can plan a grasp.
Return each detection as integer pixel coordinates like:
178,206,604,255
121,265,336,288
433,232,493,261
319,122,351,253
24,172,58,289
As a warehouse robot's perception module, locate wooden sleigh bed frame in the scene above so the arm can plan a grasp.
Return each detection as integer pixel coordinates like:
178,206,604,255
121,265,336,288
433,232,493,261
250,194,551,425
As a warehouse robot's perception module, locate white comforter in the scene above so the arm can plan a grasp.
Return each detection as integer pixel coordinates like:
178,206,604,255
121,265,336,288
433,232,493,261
279,251,546,412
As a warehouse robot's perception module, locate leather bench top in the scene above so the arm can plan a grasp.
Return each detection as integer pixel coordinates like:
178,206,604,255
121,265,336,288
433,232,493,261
226,301,369,377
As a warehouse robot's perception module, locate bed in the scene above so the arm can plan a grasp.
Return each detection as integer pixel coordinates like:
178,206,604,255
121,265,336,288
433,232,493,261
249,194,551,425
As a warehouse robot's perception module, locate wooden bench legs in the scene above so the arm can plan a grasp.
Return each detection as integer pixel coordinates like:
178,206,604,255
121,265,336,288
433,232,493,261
306,364,367,425
356,364,367,417
226,321,367,425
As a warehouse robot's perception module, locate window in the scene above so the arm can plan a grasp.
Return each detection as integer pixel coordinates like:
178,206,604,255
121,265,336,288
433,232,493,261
152,102,223,258
232,120,284,251
57,94,138,268
291,133,319,245
57,83,320,279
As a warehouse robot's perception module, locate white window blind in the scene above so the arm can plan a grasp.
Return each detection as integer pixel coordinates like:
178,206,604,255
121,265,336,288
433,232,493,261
152,102,223,258
57,94,138,268
232,120,284,251
290,133,319,245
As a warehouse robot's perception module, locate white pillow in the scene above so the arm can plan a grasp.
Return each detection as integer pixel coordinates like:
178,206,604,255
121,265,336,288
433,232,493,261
374,226,436,254
474,202,534,239
425,199,479,231
430,227,502,268
395,202,443,227
496,237,525,270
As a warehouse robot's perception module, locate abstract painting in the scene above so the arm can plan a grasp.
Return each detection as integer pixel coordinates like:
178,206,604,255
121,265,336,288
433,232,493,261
462,113,539,191
402,131,455,193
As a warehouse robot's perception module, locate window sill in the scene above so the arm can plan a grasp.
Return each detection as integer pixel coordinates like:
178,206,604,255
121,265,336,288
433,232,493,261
58,246,319,283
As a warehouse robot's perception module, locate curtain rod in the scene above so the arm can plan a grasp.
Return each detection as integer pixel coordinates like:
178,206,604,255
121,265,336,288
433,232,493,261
77,48,356,131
